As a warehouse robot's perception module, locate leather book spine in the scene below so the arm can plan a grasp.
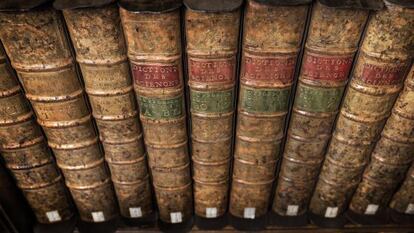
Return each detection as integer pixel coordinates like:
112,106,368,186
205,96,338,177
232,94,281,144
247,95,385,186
120,6,193,224
389,164,414,215
229,0,309,219
0,8,118,222
0,46,74,224
62,4,153,219
185,3,241,219
273,1,369,216
349,64,414,215
310,2,414,218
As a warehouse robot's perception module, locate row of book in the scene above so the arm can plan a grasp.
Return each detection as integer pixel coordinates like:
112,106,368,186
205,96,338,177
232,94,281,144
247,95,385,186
0,0,413,229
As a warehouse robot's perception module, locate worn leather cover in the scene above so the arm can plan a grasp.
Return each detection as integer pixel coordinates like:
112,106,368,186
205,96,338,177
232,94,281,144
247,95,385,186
319,0,384,9
0,8,118,222
118,0,182,13
184,0,243,12
0,46,74,224
310,3,414,218
62,4,153,218
349,65,414,216
120,5,193,224
273,1,369,217
389,164,414,214
185,4,241,218
230,0,309,219
53,0,115,9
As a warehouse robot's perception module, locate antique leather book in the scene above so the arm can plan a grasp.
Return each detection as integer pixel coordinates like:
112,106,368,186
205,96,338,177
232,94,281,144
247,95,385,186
56,0,153,219
229,0,310,220
310,0,414,219
389,163,414,215
0,5,118,222
120,0,193,224
184,0,242,220
349,64,414,216
0,45,74,224
272,0,371,217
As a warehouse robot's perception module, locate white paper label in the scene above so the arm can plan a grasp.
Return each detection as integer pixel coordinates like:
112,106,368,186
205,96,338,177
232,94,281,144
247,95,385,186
286,205,299,216
170,212,182,223
243,207,255,219
206,207,217,218
92,211,105,222
364,204,379,215
129,207,143,218
46,210,61,223
325,207,338,218
405,203,414,214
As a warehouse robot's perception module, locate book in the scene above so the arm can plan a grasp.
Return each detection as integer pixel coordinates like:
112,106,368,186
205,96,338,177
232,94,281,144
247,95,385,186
389,163,414,215
349,64,414,216
57,0,153,219
0,6,118,222
120,0,193,224
230,0,310,220
310,1,414,218
0,45,74,224
273,0,372,217
184,0,242,219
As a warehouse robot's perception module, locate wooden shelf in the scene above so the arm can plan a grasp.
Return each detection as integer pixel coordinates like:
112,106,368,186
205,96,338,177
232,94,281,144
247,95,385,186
112,224,414,233
72,212,414,232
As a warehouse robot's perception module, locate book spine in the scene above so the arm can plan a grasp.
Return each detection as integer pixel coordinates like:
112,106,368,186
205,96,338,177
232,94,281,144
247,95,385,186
0,47,74,224
0,8,118,222
310,2,414,218
120,7,193,224
273,2,369,216
349,64,414,215
185,5,241,219
230,0,308,219
62,4,153,219
389,164,414,215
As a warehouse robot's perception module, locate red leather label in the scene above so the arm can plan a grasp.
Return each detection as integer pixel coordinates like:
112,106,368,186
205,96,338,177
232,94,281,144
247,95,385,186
360,63,408,85
188,58,235,83
132,63,180,88
301,53,353,81
242,55,296,84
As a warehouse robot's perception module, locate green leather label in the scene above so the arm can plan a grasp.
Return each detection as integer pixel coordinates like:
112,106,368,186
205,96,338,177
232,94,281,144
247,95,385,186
138,95,183,119
295,83,345,112
191,89,234,113
240,86,291,113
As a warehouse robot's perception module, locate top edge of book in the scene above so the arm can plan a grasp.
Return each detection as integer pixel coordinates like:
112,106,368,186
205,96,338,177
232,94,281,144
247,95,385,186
0,0,52,11
184,0,243,12
318,0,384,9
118,0,182,13
53,0,115,10
383,0,414,8
248,0,312,6
0,0,115,11
2,0,413,11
